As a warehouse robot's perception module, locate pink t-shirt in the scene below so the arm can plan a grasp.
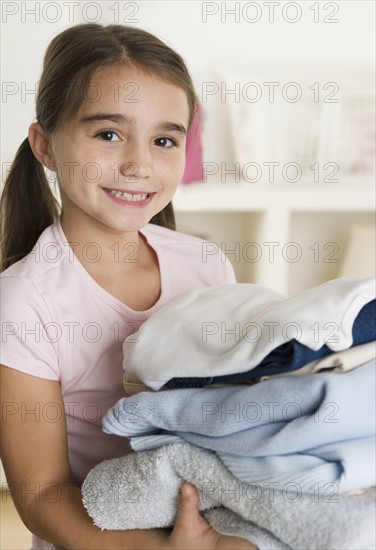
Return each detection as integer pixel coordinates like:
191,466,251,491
0,218,235,550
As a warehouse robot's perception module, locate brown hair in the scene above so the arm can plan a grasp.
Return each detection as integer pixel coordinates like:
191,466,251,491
0,23,197,271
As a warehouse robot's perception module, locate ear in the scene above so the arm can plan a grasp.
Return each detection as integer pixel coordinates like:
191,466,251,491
28,123,57,172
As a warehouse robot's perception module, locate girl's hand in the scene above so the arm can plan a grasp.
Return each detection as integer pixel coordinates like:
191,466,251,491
166,483,256,550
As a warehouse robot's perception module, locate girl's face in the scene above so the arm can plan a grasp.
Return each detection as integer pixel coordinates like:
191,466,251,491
49,64,190,234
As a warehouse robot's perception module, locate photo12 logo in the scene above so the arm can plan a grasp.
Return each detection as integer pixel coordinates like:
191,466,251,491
202,161,340,184
1,1,140,24
201,81,340,104
202,2,340,24
202,241,340,265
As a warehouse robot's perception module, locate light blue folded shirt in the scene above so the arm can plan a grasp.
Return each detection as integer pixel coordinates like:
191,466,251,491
103,359,376,492
130,434,375,494
103,360,375,454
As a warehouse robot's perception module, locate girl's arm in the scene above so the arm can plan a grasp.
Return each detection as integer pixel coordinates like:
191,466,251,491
0,366,254,550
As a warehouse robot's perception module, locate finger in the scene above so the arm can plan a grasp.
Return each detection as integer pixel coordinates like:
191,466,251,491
173,483,209,534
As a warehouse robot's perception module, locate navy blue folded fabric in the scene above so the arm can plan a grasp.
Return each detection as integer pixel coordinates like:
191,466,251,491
164,299,375,390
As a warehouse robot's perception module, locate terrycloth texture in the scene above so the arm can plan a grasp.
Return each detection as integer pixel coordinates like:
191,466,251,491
129,434,376,494
103,360,376,488
82,441,376,549
203,509,290,549
123,277,376,390
165,300,376,388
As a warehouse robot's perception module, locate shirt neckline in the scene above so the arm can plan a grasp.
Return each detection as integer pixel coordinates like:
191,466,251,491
53,218,165,317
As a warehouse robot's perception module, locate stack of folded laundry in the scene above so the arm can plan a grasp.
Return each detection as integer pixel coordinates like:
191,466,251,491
82,277,376,550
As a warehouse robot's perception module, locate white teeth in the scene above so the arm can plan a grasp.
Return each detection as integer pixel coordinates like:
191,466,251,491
108,189,148,201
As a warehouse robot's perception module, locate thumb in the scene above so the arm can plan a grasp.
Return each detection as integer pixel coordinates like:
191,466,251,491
173,483,209,534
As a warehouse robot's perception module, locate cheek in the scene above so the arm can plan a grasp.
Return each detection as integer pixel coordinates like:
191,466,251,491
55,145,104,188
154,152,184,178
167,162,186,186
167,149,187,177
52,147,78,181
57,163,91,195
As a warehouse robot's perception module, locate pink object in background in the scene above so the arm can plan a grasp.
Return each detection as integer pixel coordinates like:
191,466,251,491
181,99,204,184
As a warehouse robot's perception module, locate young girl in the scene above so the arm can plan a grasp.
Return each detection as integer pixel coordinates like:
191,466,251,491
0,23,255,550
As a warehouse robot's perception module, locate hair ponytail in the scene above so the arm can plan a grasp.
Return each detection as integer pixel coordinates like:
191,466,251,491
0,138,60,271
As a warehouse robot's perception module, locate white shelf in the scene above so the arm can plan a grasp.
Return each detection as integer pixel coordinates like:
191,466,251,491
174,180,375,212
173,180,375,295
175,62,375,295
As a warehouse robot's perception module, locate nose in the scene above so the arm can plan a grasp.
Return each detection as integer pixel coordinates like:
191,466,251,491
120,140,152,180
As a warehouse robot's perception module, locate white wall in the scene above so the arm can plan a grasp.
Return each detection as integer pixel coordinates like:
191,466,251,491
1,0,375,168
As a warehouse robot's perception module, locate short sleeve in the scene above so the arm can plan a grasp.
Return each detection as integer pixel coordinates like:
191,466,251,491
0,277,59,380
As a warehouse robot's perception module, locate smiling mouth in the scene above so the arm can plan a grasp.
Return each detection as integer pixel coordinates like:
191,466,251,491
104,188,152,202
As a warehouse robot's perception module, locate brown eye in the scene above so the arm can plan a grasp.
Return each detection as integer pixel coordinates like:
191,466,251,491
97,131,120,142
155,137,176,148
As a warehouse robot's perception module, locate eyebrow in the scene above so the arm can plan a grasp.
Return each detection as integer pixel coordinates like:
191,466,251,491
80,113,127,124
79,113,187,135
159,122,187,135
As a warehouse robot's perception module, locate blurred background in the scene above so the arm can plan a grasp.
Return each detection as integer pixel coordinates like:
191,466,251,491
1,1,375,547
